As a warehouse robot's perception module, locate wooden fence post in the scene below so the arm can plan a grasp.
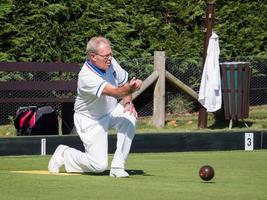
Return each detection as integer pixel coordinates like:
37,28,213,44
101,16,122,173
198,2,215,128
152,51,166,127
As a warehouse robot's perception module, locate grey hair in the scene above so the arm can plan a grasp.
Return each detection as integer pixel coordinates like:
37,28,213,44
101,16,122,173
86,36,111,56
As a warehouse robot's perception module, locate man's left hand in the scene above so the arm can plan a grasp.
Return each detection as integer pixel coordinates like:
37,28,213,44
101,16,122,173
124,103,138,118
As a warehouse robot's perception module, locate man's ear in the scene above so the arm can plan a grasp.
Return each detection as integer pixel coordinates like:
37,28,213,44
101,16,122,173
89,53,96,62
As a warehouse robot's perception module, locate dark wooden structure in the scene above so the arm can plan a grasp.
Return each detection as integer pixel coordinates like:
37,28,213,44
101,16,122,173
198,2,215,128
220,62,252,128
0,62,81,134
0,131,266,156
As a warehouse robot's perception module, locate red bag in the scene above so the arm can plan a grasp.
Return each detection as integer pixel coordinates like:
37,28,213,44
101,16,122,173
14,106,58,136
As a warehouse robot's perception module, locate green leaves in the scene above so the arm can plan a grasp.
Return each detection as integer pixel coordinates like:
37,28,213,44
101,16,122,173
0,0,266,62
216,1,267,58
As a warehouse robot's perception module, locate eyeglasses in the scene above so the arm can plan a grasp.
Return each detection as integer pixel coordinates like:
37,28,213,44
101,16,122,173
95,53,113,60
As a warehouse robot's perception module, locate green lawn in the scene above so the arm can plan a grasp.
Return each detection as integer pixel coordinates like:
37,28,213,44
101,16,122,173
0,150,266,200
136,105,267,133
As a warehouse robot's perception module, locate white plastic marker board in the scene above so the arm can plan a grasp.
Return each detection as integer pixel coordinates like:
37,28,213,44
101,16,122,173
41,138,46,155
245,133,254,151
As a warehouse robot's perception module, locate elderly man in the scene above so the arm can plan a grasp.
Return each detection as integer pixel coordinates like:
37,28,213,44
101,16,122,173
48,36,142,178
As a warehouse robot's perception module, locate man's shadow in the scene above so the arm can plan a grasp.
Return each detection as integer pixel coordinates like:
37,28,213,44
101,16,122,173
81,169,152,176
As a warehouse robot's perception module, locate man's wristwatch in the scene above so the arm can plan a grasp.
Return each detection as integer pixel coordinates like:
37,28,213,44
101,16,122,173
124,102,134,107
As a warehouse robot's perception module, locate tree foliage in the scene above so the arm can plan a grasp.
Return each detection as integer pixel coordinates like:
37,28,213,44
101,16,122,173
0,0,266,62
215,0,267,59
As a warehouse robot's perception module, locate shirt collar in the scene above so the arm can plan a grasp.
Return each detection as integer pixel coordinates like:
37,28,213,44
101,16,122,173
85,60,106,76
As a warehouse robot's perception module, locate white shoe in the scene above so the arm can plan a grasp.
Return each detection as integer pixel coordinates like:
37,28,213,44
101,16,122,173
110,168,129,178
48,145,68,174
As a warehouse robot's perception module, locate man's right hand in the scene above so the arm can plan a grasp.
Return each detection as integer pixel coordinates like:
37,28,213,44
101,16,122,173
129,77,142,91
102,77,142,99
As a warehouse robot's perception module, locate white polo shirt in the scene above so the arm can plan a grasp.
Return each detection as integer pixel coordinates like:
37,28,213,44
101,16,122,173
74,58,128,119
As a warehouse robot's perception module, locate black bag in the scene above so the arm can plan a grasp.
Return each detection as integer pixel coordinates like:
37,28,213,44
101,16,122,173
14,106,59,136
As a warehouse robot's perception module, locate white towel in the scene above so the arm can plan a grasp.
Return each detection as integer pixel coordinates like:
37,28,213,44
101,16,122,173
198,32,222,112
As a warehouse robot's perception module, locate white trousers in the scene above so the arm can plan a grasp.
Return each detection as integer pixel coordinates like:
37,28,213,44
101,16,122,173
63,103,136,173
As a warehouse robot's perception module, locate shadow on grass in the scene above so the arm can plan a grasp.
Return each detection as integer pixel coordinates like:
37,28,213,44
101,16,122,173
208,116,253,130
80,169,152,177
127,169,152,176
200,181,216,184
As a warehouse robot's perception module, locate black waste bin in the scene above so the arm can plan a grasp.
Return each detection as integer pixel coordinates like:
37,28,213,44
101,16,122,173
220,62,252,128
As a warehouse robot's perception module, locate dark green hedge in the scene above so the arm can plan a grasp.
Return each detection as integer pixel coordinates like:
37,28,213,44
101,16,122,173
0,0,266,62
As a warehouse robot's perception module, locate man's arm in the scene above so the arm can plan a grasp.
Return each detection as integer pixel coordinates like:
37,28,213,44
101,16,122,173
102,77,142,99
122,94,138,118
122,95,133,107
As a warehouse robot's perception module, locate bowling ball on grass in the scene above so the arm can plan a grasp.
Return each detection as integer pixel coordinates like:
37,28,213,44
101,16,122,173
199,165,215,181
